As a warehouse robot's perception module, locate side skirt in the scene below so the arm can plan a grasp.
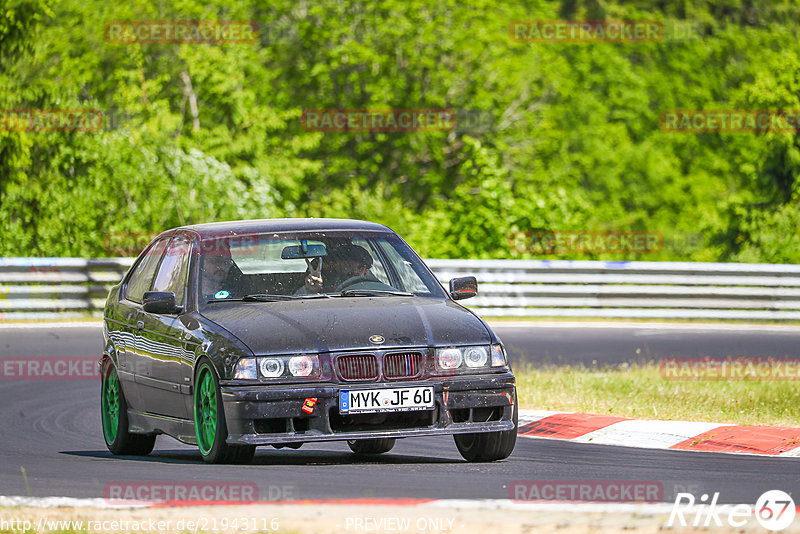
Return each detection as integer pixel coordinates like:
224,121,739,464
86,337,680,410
127,410,197,445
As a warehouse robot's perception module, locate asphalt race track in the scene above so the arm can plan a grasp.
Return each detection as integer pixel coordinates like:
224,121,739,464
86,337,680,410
1,322,799,505
495,322,800,366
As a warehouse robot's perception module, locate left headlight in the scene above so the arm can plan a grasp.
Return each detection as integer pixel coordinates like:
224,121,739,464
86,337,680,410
234,355,321,380
434,344,506,374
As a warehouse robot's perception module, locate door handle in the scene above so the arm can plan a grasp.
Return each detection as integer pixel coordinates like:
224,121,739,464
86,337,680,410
136,321,144,331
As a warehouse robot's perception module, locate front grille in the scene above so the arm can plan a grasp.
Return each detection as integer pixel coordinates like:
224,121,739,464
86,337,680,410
383,352,422,379
336,354,379,380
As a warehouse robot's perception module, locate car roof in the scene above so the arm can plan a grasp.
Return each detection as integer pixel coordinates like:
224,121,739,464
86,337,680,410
170,218,393,238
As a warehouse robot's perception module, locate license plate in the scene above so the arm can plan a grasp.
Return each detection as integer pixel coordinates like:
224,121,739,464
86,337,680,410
339,386,434,414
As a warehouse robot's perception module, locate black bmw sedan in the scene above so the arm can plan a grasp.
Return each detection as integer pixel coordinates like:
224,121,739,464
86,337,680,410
101,218,517,464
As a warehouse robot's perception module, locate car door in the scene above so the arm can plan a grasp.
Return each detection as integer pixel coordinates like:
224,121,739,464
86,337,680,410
116,236,170,412
136,235,193,419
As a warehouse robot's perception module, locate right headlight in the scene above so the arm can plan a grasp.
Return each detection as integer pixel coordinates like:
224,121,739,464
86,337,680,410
434,344,506,374
464,346,489,367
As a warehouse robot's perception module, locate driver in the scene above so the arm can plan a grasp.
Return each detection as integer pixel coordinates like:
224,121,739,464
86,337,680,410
300,243,376,294
200,242,241,300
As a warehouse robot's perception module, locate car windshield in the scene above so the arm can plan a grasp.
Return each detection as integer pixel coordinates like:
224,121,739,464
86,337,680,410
197,230,446,305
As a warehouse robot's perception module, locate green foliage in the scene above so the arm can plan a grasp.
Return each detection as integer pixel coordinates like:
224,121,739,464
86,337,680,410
1,0,799,261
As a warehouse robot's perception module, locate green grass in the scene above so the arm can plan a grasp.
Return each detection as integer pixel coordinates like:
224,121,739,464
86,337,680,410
515,362,800,427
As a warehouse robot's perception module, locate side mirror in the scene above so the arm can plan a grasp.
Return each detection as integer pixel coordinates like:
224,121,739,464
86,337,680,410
143,291,181,314
449,276,478,300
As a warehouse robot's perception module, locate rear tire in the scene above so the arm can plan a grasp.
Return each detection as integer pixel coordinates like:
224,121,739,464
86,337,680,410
347,438,396,454
101,360,156,456
193,360,255,464
453,399,518,462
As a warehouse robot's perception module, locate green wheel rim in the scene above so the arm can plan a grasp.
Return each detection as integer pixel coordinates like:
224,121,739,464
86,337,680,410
101,366,120,444
194,366,218,456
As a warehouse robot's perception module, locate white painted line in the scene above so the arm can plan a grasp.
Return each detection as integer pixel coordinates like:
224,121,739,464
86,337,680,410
779,446,800,457
519,430,800,458
0,496,148,509
571,420,730,449
0,495,676,515
514,412,800,459
517,409,565,426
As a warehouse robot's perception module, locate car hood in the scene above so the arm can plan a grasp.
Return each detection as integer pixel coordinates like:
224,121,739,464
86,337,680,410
200,297,492,354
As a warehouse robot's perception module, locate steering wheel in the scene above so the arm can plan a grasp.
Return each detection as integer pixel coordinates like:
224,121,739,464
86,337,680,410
336,276,376,291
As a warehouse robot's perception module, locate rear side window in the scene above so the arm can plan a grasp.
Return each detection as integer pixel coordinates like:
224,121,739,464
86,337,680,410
125,238,169,303
151,236,191,306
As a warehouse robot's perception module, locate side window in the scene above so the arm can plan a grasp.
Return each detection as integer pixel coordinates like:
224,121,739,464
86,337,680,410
351,238,390,284
126,238,170,303
151,236,191,306
376,239,430,293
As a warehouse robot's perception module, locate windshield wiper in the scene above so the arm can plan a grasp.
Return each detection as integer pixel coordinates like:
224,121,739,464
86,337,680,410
339,289,414,297
242,294,297,302
242,293,333,302
207,293,333,303
206,295,292,303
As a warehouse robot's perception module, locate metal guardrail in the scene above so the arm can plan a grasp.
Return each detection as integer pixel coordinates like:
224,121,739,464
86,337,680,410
2,258,800,321
0,258,133,320
429,259,800,320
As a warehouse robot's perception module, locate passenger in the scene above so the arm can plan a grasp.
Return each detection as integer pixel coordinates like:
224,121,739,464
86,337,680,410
300,243,377,294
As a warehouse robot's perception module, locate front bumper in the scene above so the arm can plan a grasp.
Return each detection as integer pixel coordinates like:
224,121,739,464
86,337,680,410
220,373,516,446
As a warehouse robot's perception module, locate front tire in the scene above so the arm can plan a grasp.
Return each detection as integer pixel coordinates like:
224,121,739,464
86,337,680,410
101,360,156,456
194,360,255,464
453,401,518,462
347,438,396,454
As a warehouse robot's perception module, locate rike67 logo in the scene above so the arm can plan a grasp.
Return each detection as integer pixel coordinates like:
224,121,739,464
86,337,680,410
668,490,796,531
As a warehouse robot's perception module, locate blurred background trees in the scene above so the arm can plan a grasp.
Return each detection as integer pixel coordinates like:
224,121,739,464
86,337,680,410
1,0,799,261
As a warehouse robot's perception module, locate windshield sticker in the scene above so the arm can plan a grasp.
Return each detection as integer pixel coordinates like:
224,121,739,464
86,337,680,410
214,290,230,299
